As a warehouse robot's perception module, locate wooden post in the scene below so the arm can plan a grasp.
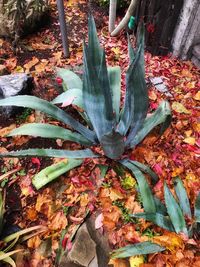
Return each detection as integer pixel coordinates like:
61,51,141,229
56,0,70,58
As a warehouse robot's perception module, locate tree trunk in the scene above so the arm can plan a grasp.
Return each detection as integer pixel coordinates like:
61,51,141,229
56,0,69,58
111,0,138,37
109,0,117,33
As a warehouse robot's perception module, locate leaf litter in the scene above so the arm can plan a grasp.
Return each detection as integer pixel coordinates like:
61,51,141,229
0,0,199,266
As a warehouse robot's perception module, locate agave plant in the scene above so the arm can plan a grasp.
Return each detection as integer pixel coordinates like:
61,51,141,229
0,191,45,266
0,15,171,257
0,16,170,186
129,175,200,238
111,174,200,258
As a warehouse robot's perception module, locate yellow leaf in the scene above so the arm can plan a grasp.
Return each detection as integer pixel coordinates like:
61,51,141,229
193,91,200,101
183,137,196,145
153,232,184,252
129,255,144,267
15,66,24,73
172,102,191,114
111,47,121,55
186,172,197,181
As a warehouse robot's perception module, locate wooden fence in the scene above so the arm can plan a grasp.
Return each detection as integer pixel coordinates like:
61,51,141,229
134,0,184,55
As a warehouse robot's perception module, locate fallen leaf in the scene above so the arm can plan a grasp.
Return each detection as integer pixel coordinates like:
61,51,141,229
129,255,144,267
48,211,68,231
172,102,191,114
27,236,41,249
0,124,16,137
153,232,184,252
193,91,200,101
183,137,196,145
35,60,49,73
95,213,103,229
24,57,39,72
108,258,129,267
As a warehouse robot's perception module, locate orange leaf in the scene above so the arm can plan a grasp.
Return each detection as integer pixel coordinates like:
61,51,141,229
153,232,184,252
24,57,39,72
48,211,68,231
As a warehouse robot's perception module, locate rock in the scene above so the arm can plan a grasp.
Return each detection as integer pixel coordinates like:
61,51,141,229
59,213,110,267
68,223,96,267
0,0,49,38
150,77,172,97
0,73,33,117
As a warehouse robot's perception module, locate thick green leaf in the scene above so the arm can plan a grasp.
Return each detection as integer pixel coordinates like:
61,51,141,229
164,182,188,236
195,192,200,223
120,160,156,213
117,44,143,136
32,159,83,189
132,212,174,232
154,197,168,215
83,44,114,140
8,123,92,146
128,34,135,62
97,165,109,179
107,66,121,122
174,177,192,218
56,68,82,91
129,101,171,148
88,15,103,73
51,89,83,109
126,28,149,145
0,96,97,143
0,148,98,159
129,160,158,184
111,241,165,258
100,130,125,159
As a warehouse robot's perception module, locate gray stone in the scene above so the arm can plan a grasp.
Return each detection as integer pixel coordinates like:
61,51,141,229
0,73,33,117
68,223,96,267
59,213,110,267
150,77,172,97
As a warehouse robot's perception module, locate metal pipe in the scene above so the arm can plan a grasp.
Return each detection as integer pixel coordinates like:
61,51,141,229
56,0,70,58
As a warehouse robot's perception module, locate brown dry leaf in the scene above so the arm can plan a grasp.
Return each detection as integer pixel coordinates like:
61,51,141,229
27,235,42,249
80,193,89,207
103,205,122,231
172,102,191,114
108,258,129,267
0,124,16,137
5,57,17,71
12,136,30,146
26,207,38,221
24,57,39,72
109,188,124,201
48,211,68,231
35,190,53,217
35,59,49,73
31,42,55,50
193,91,200,101
153,232,184,252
